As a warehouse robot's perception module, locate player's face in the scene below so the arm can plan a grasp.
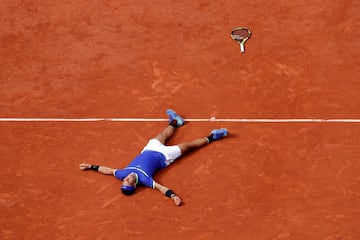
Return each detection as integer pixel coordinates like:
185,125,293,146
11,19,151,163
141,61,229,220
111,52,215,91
123,173,137,187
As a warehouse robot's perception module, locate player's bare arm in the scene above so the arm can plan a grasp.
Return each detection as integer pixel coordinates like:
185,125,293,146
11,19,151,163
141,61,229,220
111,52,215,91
154,182,183,206
79,163,115,175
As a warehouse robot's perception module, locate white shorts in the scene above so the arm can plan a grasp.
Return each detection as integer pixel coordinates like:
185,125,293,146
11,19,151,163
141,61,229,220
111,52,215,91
141,139,182,166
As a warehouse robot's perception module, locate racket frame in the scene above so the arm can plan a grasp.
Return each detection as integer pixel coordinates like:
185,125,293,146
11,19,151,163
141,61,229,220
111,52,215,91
231,27,251,53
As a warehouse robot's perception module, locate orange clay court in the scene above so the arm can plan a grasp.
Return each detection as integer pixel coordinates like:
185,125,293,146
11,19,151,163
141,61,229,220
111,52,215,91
1,1,360,239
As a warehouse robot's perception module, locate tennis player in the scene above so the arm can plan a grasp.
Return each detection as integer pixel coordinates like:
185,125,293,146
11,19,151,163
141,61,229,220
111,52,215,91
79,109,228,206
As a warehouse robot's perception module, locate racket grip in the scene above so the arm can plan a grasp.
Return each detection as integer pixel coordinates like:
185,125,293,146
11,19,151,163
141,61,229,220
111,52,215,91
240,44,245,52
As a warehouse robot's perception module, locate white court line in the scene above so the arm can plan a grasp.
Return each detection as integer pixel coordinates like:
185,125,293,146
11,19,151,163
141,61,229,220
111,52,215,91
0,118,360,122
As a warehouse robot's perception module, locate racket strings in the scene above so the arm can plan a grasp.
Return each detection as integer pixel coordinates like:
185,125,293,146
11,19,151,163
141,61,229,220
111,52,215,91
231,29,250,40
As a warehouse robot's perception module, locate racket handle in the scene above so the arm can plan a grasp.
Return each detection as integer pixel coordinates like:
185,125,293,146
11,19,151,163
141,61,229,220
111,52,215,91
240,43,245,52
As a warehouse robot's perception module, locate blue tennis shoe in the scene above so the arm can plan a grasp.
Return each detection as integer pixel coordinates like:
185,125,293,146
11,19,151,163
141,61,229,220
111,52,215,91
166,109,185,127
211,128,229,140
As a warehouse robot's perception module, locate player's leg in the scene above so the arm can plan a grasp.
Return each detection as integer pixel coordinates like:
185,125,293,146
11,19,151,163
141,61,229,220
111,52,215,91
154,109,185,144
177,128,229,154
177,137,209,153
164,128,229,165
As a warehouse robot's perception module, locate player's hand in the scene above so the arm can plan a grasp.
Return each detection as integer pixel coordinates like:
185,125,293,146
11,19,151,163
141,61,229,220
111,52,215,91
79,163,91,170
172,195,183,206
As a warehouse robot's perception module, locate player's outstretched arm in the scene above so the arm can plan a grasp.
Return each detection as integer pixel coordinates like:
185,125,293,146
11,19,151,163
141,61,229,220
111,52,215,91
79,163,115,175
154,182,182,206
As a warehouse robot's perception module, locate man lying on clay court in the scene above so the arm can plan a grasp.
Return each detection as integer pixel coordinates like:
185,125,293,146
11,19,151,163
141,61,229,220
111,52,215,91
79,109,228,206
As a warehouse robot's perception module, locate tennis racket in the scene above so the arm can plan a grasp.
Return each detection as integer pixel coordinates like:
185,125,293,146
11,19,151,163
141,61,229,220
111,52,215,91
231,27,251,53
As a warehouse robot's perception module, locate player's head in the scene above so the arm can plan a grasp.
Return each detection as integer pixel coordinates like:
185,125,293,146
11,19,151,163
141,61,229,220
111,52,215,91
121,172,137,196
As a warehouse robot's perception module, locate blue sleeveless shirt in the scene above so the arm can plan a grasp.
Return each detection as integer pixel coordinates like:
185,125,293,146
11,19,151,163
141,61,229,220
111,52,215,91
114,150,167,188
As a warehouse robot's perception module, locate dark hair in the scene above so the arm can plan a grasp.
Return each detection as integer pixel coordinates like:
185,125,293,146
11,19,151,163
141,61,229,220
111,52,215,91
121,185,135,196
